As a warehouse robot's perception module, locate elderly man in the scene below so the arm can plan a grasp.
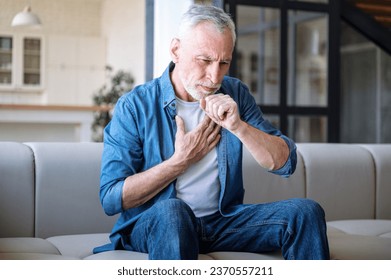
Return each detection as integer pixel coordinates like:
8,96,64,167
95,4,330,260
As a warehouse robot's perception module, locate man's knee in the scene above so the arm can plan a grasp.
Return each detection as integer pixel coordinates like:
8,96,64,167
152,199,196,227
288,198,326,221
154,198,193,214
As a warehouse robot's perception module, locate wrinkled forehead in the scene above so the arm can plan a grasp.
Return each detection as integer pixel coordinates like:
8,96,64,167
179,26,234,63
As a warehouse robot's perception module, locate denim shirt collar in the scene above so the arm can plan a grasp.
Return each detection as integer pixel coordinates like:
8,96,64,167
159,62,177,120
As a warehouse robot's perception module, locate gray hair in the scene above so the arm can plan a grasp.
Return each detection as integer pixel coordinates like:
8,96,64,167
177,4,236,46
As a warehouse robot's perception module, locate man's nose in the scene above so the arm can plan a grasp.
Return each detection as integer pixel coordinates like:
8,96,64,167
207,62,223,85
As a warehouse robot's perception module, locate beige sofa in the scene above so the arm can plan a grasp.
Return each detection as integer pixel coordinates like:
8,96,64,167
0,142,390,260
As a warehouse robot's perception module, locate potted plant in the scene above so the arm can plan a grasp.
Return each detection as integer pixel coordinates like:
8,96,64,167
91,66,134,141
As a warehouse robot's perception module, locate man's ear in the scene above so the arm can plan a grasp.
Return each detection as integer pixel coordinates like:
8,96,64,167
170,38,180,63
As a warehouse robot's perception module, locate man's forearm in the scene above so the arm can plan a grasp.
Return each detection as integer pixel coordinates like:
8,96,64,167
121,157,186,210
231,120,289,171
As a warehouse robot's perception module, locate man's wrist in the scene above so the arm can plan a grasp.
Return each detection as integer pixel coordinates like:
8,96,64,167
230,120,247,138
166,154,188,175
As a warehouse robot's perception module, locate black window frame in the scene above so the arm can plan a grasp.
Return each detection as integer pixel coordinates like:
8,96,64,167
224,0,341,142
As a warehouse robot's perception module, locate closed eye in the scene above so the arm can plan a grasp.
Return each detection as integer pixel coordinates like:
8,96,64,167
198,58,212,64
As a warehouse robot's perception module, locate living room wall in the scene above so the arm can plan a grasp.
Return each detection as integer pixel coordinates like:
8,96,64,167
0,0,146,106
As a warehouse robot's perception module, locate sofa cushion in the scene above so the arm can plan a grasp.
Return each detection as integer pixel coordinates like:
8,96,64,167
84,250,149,260
327,220,391,260
207,251,283,260
0,237,60,256
298,144,375,221
47,233,111,259
361,145,391,220
0,253,78,260
242,147,306,204
0,142,35,237
25,142,117,238
327,232,391,260
328,220,391,238
85,250,214,260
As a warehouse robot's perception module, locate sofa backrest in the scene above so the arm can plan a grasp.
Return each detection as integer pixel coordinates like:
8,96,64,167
1,142,390,239
243,143,391,221
298,144,375,221
25,142,117,239
0,142,35,238
361,145,391,219
243,147,306,204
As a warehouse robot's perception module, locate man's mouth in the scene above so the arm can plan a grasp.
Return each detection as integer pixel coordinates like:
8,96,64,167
199,84,219,94
201,86,216,93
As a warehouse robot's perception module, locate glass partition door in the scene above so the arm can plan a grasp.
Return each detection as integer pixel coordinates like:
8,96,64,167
226,0,339,142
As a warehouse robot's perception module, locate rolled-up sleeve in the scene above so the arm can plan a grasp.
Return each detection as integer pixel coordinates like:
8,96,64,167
269,135,297,178
99,96,143,216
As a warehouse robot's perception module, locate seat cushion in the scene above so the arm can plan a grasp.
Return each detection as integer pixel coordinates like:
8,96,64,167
0,253,78,260
46,233,111,259
84,250,149,260
0,238,60,255
47,233,215,260
327,220,391,260
328,220,391,237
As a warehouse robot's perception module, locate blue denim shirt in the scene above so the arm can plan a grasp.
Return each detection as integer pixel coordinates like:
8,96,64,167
95,63,297,252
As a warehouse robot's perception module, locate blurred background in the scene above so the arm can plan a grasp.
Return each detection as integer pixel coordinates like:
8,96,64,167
0,0,390,143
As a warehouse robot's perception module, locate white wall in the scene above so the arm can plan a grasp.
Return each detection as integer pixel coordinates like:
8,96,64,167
0,0,197,141
101,0,146,86
153,0,193,77
0,0,146,141
0,0,107,106
44,35,106,105
0,0,146,106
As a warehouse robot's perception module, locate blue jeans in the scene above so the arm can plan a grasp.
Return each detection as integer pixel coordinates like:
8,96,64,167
126,198,330,260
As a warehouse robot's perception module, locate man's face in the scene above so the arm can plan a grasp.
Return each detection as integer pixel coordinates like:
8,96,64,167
171,22,234,101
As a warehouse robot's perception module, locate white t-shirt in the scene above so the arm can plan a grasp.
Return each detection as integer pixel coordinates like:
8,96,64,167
175,97,220,217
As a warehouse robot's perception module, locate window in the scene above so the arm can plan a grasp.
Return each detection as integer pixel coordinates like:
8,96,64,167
0,36,13,85
287,10,328,108
236,6,280,106
0,35,43,90
226,0,338,142
23,38,41,85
